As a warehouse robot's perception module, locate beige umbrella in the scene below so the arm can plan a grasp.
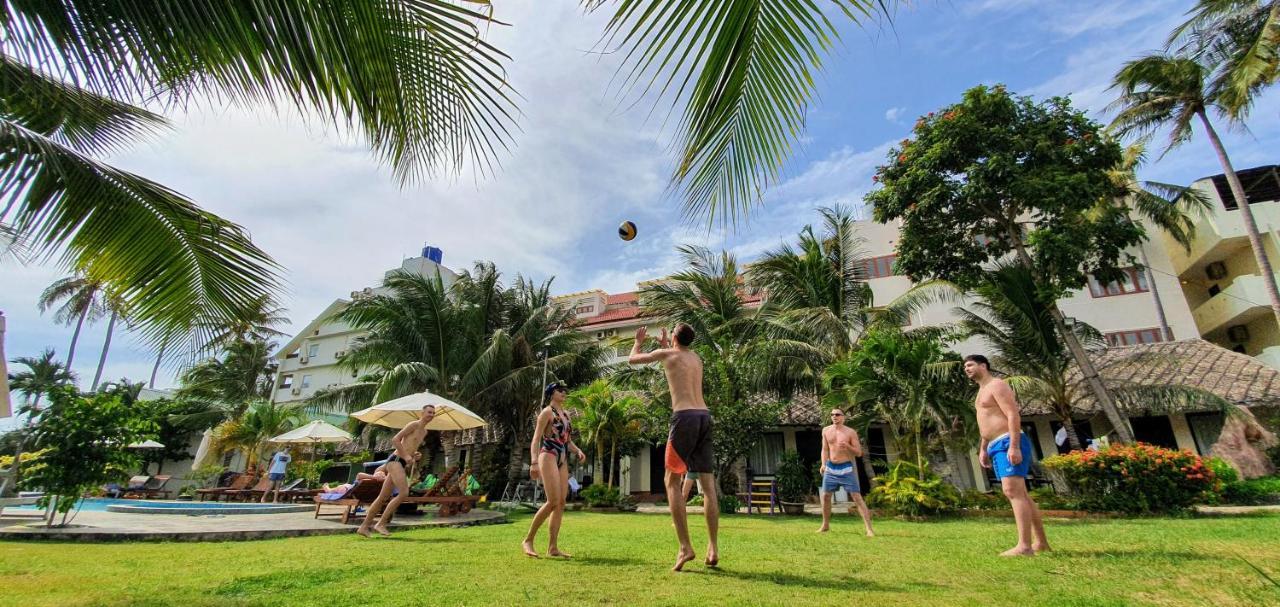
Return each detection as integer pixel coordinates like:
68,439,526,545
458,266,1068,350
269,420,353,444
0,312,10,418
128,440,166,449
350,391,487,430
269,420,354,464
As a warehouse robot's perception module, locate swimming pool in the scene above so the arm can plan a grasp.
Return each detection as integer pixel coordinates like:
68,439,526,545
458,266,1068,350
15,498,311,515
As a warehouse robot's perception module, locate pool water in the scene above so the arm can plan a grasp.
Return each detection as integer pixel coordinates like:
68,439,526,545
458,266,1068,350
14,498,305,513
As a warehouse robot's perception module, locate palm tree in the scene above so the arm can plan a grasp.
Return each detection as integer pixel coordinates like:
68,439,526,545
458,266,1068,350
3,349,75,495
89,289,129,393
566,380,645,487
211,400,304,470
198,296,289,353
1169,1,1279,115
823,329,973,481
953,265,1097,451
37,274,108,372
1104,142,1214,341
748,205,941,384
1109,53,1280,331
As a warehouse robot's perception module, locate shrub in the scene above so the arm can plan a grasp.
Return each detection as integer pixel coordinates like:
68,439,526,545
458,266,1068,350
186,465,227,488
289,459,332,487
1042,443,1215,514
1205,457,1238,485
868,461,959,517
0,449,47,469
1220,476,1280,506
957,489,1006,511
1028,486,1078,511
774,452,813,503
580,484,620,508
718,494,742,514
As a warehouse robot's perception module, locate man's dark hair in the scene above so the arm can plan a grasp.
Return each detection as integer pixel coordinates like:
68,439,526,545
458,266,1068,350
963,354,990,369
674,323,695,347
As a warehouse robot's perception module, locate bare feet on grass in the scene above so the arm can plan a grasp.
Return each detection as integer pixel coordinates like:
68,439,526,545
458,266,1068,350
673,548,696,572
521,540,539,558
1001,546,1035,557
548,548,573,559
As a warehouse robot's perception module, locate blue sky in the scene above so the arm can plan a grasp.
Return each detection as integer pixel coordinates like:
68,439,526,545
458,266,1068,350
3,0,1278,424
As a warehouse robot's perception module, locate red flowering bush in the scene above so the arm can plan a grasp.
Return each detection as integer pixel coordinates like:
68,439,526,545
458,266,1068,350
1042,443,1216,514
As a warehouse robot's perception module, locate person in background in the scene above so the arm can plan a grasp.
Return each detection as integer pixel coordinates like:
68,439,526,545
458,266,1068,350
263,448,292,503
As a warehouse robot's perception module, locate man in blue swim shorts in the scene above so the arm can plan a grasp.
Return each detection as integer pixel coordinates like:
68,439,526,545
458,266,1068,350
817,408,875,536
965,354,1050,556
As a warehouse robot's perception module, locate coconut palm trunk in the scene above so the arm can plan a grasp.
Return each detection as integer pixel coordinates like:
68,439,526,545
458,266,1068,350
609,439,618,488
1197,111,1280,330
91,310,118,392
149,343,165,389
1139,247,1174,341
66,306,88,371
1009,231,1136,443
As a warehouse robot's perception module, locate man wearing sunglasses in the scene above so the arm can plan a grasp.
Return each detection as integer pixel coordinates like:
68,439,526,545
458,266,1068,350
817,408,875,536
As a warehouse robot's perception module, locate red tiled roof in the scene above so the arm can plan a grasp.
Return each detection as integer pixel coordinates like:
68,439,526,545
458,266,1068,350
578,306,649,327
607,292,638,305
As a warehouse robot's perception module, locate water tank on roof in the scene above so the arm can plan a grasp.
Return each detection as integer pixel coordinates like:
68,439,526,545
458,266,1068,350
422,245,443,265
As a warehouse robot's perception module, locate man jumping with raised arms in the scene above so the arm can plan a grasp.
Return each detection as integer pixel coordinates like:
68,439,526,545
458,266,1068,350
629,323,718,572
817,408,875,536
357,404,435,538
964,355,1050,556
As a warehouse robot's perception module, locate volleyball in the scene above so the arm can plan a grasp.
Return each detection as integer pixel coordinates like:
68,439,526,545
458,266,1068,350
618,220,638,241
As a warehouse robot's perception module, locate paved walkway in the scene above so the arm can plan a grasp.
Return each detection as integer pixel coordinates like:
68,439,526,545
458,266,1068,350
1193,504,1280,515
0,507,507,542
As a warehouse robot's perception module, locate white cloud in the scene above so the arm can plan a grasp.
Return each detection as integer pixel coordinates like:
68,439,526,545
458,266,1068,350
884,106,907,123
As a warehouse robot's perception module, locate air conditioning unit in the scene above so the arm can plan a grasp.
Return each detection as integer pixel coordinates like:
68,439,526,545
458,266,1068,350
1206,261,1228,280
335,350,346,359
300,357,309,364
290,388,302,396
1227,325,1250,343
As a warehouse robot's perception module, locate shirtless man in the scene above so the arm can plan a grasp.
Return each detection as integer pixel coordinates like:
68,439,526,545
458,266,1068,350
964,354,1050,556
629,323,718,572
817,408,875,536
357,404,436,538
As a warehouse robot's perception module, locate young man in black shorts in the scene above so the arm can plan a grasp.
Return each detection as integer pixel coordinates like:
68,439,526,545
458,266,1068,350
629,323,718,571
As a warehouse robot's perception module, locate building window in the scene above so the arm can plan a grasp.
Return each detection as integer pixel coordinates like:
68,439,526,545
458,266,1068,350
576,305,595,314
1087,267,1149,298
747,433,786,475
863,255,897,279
279,374,294,389
285,352,299,359
307,344,320,358
615,343,630,358
1104,328,1167,347
301,375,312,388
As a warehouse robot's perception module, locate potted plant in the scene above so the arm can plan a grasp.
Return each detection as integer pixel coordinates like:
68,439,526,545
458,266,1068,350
775,452,812,515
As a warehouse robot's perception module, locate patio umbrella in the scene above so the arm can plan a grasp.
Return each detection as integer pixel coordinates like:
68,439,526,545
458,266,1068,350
128,440,166,449
269,420,353,463
350,391,487,430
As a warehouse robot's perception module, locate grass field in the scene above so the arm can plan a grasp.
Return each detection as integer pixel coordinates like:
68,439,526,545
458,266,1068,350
3,511,1279,607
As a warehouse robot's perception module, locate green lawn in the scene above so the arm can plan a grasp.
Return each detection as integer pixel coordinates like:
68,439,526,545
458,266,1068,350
3,511,1279,607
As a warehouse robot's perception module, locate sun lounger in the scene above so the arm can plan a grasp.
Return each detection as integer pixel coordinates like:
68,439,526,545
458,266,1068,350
135,475,173,499
403,494,482,518
196,473,255,501
120,475,152,498
313,479,384,524
225,476,273,502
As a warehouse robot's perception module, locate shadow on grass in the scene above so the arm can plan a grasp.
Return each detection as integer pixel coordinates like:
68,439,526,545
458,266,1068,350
564,555,647,567
1050,549,1211,562
375,535,459,544
687,567,916,593
215,565,378,597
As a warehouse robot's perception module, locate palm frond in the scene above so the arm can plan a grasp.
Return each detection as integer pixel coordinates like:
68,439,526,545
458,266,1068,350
1,0,518,181
0,117,280,351
588,1,891,226
306,382,380,416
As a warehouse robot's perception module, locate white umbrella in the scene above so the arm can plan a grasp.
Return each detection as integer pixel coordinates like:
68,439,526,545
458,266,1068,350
268,420,353,444
350,390,487,430
128,439,166,449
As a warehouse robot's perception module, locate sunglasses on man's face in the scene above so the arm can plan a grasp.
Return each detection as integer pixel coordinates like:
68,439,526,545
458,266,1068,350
831,412,844,417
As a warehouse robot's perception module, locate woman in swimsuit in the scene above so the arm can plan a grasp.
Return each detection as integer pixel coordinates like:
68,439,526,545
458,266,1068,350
522,382,585,558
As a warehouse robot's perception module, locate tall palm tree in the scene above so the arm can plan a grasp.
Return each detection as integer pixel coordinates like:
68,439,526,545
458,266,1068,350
176,340,277,406
1103,142,1214,341
1109,53,1280,330
198,296,289,353
89,289,128,393
822,329,973,481
37,274,108,372
1169,0,1279,116
3,349,75,496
